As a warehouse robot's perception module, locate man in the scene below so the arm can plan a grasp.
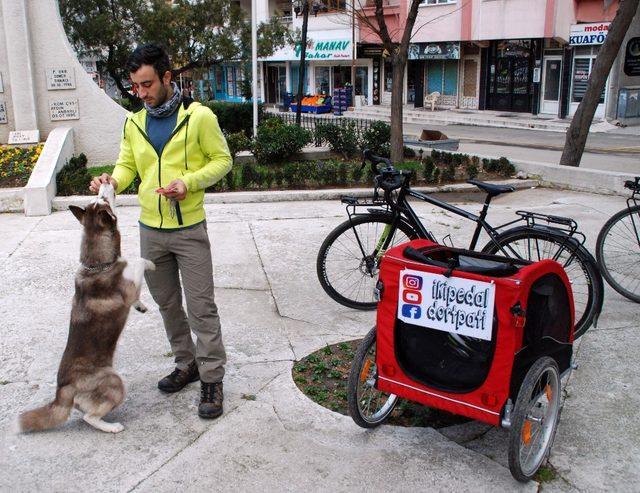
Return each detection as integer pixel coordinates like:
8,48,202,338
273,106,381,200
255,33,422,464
90,43,232,419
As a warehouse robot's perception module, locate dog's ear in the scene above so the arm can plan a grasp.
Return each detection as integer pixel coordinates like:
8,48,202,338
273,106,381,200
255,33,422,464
69,205,86,223
99,207,117,225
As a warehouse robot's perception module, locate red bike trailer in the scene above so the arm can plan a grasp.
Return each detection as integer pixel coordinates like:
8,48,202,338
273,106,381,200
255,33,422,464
347,239,575,482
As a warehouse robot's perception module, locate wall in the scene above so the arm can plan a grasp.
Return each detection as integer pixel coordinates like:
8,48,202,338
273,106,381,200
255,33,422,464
575,0,619,23
474,0,548,40
412,2,462,43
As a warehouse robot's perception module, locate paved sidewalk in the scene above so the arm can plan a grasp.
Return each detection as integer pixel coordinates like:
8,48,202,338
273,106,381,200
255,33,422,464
1,187,638,491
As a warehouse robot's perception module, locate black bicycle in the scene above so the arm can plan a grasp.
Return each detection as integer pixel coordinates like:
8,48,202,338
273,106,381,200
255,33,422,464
317,150,604,338
596,177,640,303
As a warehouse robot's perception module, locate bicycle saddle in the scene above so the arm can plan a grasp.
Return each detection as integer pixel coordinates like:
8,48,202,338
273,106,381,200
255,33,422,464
467,180,515,197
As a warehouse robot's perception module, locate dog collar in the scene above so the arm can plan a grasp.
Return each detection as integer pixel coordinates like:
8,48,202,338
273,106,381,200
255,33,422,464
80,261,117,273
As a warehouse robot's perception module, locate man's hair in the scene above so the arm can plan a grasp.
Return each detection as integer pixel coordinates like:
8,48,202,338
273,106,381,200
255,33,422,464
126,43,171,78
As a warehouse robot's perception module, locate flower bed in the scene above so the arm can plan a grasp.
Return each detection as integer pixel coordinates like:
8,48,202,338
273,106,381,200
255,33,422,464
0,143,43,188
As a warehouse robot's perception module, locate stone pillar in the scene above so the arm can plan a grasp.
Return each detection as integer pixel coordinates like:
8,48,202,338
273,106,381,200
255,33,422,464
1,0,39,131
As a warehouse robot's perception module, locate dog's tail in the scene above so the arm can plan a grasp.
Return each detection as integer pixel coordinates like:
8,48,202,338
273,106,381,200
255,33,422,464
18,385,76,433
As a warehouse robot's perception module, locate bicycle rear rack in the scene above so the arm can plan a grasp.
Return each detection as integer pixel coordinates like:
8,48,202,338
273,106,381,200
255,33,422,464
341,195,389,216
515,210,586,245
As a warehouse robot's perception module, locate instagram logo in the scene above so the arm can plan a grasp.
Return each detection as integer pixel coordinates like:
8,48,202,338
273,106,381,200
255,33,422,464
403,274,423,290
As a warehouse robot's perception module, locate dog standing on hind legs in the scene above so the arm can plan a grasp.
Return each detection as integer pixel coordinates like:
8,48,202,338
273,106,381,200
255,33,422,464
18,184,155,434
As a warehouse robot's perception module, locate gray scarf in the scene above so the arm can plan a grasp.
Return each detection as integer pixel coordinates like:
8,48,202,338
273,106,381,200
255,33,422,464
145,81,182,118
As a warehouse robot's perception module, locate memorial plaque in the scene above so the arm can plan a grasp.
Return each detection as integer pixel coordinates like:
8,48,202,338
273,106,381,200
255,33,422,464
8,130,40,144
0,100,7,123
49,99,79,120
46,67,76,90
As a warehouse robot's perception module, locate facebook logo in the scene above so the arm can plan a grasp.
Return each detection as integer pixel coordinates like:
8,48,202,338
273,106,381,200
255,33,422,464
402,304,421,319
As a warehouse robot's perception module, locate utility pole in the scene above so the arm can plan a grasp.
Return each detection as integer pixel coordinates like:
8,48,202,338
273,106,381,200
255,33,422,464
295,0,310,126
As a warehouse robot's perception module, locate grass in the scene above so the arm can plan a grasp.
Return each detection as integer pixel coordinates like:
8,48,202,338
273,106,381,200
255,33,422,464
87,165,115,177
291,339,470,429
534,464,558,483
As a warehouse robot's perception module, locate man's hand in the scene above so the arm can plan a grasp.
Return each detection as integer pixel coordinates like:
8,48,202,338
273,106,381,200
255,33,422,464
89,173,118,194
162,179,187,201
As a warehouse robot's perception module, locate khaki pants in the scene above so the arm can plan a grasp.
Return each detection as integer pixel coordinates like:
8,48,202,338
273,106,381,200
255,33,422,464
140,221,226,383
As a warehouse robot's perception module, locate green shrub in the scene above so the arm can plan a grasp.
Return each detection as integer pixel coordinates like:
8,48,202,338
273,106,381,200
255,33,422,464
423,157,435,183
361,121,391,157
225,131,251,161
432,167,441,184
497,157,515,176
252,118,312,165
441,162,456,183
403,146,416,159
57,154,92,196
315,121,360,159
465,163,479,179
203,101,264,138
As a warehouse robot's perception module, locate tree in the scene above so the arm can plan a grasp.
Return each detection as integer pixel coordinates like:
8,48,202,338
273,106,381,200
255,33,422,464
560,0,640,167
335,0,466,163
59,0,294,105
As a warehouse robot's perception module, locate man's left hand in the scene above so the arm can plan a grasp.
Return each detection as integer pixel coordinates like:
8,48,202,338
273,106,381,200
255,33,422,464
162,179,187,201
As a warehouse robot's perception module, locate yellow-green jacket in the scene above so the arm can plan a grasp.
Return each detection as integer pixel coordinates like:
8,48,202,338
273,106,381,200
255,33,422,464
112,100,232,229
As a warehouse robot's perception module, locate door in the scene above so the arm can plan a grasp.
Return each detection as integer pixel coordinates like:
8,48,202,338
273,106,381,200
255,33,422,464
570,50,606,118
267,66,279,103
541,57,562,114
487,40,534,113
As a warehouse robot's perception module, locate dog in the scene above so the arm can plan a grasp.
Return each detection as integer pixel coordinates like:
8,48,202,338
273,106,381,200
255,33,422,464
18,184,154,433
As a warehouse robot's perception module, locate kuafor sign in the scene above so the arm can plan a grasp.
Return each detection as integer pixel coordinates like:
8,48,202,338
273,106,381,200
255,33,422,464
569,23,610,46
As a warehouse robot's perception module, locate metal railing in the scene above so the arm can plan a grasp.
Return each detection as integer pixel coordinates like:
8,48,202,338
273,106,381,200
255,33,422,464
269,112,380,147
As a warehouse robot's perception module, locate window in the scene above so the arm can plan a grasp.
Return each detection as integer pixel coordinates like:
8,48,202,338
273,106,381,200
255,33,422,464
323,0,346,11
315,66,330,95
420,0,456,5
571,46,604,104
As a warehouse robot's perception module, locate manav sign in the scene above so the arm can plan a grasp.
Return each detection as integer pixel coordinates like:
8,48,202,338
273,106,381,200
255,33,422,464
261,33,352,61
569,23,610,46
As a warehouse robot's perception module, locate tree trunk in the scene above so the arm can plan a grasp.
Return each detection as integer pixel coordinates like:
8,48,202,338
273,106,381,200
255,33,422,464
560,0,639,167
390,54,407,163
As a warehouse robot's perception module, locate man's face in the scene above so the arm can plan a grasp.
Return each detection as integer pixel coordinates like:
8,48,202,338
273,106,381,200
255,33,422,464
130,64,171,107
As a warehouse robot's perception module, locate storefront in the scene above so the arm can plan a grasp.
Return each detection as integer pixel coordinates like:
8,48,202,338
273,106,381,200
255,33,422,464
484,39,542,113
261,31,373,106
208,63,246,102
408,42,461,108
568,23,610,119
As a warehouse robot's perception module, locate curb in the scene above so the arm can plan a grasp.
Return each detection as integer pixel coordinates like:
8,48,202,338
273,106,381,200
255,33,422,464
50,179,540,211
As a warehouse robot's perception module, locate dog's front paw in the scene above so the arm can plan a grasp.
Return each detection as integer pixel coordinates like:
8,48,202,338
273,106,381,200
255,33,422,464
133,301,148,313
143,259,156,271
107,422,125,433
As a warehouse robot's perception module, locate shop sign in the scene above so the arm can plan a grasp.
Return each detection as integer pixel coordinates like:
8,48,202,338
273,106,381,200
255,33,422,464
624,37,640,77
261,34,352,61
569,23,610,46
357,44,384,58
408,42,460,60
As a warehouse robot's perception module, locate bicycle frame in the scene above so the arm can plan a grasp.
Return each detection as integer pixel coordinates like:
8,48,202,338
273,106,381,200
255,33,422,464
342,173,585,264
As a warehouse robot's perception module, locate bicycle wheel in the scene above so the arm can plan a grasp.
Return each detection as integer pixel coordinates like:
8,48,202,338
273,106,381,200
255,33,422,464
596,205,640,303
347,327,398,428
482,227,602,338
317,213,418,310
508,356,561,482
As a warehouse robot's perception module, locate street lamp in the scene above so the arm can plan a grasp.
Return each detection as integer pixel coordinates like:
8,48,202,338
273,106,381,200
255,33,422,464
292,0,326,126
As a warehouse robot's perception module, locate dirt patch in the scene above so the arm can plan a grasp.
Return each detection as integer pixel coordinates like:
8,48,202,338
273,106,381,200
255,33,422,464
292,339,471,428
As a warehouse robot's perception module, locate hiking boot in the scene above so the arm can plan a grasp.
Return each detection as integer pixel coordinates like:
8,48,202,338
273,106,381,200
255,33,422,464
198,382,223,419
158,361,199,393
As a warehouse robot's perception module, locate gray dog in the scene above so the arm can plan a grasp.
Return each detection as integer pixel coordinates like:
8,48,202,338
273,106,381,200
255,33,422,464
19,184,154,433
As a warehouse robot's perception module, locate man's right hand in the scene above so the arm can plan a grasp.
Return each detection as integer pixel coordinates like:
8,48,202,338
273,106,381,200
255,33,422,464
89,173,118,194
